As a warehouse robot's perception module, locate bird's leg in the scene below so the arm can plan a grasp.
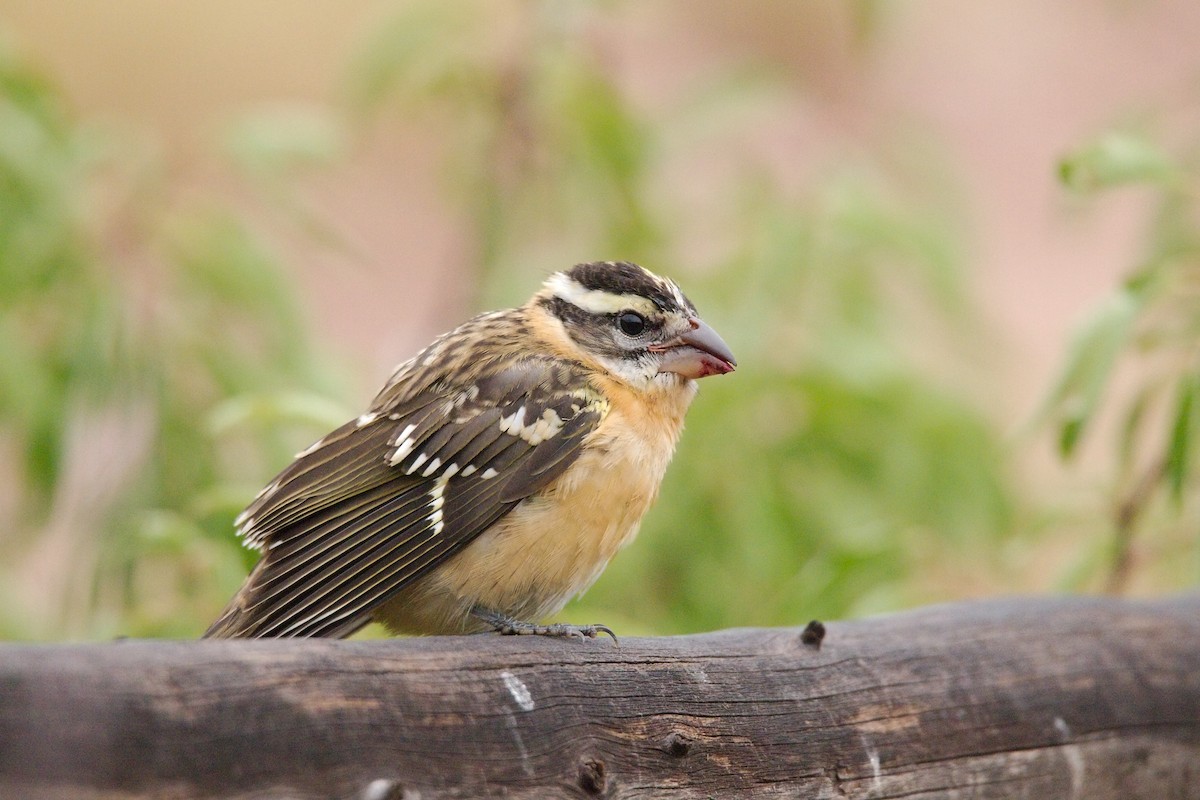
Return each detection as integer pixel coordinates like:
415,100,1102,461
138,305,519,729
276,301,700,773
469,605,617,643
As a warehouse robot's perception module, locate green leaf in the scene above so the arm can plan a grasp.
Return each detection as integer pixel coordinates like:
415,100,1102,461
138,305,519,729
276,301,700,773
1041,290,1141,457
207,390,349,436
1058,131,1179,192
342,1,483,115
1118,381,1161,474
223,106,345,177
1165,373,1200,502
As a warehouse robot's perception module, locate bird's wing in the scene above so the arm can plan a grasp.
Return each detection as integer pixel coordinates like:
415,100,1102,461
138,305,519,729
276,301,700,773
204,357,608,638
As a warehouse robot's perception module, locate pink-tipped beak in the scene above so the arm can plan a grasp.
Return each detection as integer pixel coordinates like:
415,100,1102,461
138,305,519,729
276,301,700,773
652,318,737,379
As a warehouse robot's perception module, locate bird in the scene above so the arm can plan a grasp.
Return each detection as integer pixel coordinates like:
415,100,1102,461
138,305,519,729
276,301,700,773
204,260,736,640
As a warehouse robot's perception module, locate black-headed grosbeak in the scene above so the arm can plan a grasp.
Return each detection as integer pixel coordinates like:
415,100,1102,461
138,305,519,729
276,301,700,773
204,261,735,639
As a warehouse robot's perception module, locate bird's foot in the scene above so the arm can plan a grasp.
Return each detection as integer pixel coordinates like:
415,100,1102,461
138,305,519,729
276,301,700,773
470,606,617,643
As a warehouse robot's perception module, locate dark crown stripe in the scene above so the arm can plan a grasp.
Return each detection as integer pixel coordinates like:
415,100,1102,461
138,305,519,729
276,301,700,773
566,261,683,312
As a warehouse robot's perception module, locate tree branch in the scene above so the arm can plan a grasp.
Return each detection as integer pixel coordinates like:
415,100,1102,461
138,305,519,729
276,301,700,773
2,595,1198,799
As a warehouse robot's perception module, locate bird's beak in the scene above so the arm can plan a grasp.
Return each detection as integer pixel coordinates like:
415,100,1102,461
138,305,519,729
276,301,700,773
651,317,737,379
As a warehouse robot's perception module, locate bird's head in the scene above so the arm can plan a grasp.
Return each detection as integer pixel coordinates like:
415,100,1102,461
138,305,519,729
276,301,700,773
535,261,736,390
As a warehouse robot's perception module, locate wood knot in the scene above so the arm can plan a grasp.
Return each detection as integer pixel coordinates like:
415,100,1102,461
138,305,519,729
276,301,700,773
801,619,826,650
662,731,692,758
577,757,607,795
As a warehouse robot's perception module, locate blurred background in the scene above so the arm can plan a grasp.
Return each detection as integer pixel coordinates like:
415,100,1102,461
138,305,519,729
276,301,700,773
1,0,1198,640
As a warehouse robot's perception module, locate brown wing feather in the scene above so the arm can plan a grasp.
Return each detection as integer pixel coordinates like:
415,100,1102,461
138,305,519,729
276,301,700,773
238,396,447,545
204,348,607,639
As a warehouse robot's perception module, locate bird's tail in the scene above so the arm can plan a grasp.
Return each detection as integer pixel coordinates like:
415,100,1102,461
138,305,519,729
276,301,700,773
202,559,271,638
202,589,257,638
202,558,371,639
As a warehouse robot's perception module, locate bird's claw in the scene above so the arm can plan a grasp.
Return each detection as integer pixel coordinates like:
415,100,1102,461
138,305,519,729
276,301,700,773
499,620,617,644
471,606,618,643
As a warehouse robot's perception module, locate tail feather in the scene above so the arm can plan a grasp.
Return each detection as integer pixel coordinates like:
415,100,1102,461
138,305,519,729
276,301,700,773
203,575,261,638
203,558,371,639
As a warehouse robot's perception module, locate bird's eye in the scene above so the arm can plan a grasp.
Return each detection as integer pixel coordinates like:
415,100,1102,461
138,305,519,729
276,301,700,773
617,311,647,336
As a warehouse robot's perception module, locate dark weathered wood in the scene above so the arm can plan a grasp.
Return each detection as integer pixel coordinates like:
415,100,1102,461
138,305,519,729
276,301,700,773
1,596,1198,799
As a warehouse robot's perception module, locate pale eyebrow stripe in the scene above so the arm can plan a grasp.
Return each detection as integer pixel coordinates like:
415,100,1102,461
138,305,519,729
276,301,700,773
544,273,660,317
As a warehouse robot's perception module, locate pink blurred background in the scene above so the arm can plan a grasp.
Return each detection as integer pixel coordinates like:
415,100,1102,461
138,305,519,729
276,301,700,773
4,0,1197,429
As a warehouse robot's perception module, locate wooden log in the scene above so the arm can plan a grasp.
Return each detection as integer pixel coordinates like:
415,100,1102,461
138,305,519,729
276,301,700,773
1,595,1198,799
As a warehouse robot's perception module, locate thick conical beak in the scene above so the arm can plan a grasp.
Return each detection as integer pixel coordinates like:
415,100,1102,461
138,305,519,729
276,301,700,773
653,317,737,379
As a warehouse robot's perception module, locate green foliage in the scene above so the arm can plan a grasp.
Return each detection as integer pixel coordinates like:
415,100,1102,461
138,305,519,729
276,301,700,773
346,0,662,302
583,364,1014,633
1049,128,1200,476
1042,288,1142,457
1058,131,1179,192
1044,125,1200,589
0,40,345,639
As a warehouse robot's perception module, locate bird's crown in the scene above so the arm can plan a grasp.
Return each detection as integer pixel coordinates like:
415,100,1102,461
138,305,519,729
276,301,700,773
540,261,695,319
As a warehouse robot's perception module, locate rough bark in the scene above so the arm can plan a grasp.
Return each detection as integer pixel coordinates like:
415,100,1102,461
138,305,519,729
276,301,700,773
1,595,1198,799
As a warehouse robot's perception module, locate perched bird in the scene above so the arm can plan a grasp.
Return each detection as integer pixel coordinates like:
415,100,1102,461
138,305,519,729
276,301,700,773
204,261,735,640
